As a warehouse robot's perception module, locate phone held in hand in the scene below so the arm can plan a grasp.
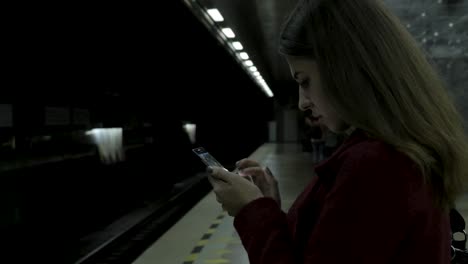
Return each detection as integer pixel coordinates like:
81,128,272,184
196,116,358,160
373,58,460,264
192,147,253,181
192,147,227,170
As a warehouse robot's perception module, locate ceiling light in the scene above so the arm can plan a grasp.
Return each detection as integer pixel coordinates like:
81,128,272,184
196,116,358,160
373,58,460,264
421,12,426,17
434,32,439,37
249,66,258,72
207,9,224,22
244,60,253,67
239,52,249,60
232,41,243,50
253,71,260,76
260,82,274,98
256,75,263,80
222,28,235,38
449,22,454,28
264,89,274,98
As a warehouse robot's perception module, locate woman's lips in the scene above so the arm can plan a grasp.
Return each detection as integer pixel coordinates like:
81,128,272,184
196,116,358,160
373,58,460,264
308,115,322,122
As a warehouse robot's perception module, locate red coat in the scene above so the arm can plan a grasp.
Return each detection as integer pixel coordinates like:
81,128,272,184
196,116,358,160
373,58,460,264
234,129,451,263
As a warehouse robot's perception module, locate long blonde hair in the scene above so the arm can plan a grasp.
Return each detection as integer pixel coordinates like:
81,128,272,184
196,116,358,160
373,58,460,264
280,0,468,210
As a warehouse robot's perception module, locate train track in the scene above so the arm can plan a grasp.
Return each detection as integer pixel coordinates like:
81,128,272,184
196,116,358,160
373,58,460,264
75,173,211,264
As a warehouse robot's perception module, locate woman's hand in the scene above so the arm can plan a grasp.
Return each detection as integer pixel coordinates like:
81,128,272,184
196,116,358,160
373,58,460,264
236,159,281,208
207,167,264,217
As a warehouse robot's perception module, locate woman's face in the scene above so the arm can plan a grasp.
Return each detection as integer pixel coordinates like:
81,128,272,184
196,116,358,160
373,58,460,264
286,56,349,133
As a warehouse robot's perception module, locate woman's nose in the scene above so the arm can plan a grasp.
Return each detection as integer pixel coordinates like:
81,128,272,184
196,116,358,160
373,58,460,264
298,94,312,111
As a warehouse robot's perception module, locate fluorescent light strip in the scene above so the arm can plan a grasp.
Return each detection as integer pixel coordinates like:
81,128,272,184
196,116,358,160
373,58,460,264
207,9,224,22
222,28,235,38
239,52,249,60
232,41,243,50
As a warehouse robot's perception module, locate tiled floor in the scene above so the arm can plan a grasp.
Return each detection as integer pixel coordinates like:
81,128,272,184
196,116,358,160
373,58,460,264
132,143,468,264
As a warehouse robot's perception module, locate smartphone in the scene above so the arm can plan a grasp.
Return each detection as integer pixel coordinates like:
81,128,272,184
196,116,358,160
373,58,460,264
192,147,253,181
192,147,227,170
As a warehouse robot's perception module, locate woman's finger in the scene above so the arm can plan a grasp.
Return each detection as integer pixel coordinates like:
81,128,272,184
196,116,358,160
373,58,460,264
207,175,227,192
209,167,233,183
207,174,217,187
241,167,265,177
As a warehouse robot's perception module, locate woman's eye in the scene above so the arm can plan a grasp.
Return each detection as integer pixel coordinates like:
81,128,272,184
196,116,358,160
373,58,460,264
299,79,310,89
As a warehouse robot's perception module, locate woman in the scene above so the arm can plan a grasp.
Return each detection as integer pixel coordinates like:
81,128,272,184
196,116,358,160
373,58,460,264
207,0,468,263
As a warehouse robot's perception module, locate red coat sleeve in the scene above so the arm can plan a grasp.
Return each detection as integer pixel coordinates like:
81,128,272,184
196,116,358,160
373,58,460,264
234,149,420,264
234,197,298,263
